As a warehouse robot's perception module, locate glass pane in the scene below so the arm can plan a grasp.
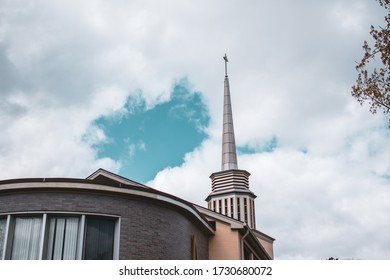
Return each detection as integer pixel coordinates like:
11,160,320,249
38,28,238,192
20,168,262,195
11,217,42,260
0,218,6,258
84,218,115,260
47,217,79,260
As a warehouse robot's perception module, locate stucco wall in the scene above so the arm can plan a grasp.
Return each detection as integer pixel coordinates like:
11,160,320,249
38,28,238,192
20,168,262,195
0,186,209,260
208,220,241,260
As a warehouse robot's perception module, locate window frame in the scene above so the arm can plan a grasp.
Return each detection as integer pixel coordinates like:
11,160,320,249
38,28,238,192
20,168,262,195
82,216,117,260
44,215,81,260
0,212,120,260
9,215,44,260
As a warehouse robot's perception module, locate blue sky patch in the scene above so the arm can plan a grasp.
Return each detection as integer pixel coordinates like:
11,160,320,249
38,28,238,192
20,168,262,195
237,145,257,155
237,136,278,155
92,78,209,183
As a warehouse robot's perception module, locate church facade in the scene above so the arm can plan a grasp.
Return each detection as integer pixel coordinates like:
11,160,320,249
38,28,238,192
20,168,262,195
0,56,274,260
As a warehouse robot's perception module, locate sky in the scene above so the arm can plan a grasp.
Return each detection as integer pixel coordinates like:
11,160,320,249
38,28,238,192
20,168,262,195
0,0,389,260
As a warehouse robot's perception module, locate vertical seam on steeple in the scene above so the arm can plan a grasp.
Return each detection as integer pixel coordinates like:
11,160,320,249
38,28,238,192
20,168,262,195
221,54,238,171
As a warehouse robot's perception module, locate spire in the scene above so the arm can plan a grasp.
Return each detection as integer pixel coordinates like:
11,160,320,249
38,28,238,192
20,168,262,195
206,55,257,229
221,54,238,171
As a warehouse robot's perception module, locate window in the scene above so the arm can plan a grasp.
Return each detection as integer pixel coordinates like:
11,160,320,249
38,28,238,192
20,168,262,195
0,213,119,260
250,199,256,228
11,217,42,260
0,218,6,258
83,217,115,260
46,216,79,260
237,197,241,220
244,198,248,224
230,198,234,218
224,198,228,216
191,235,198,260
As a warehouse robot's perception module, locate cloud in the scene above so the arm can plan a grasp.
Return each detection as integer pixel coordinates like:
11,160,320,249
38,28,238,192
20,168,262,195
0,88,123,179
148,139,219,203
0,0,389,259
243,148,390,259
150,132,390,259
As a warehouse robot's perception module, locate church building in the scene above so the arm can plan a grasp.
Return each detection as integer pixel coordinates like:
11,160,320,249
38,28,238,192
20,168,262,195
0,56,274,260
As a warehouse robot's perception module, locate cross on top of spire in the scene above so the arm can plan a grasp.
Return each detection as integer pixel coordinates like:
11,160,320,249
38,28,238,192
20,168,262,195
223,53,228,77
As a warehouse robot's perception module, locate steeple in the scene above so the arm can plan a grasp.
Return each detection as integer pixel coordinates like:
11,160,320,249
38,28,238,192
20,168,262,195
206,54,257,229
222,54,238,171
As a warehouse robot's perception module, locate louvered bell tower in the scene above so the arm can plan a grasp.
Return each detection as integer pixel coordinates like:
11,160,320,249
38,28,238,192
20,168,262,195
206,54,257,229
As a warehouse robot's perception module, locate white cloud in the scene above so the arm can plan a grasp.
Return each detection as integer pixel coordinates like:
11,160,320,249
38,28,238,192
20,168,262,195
150,133,389,259
148,139,219,204
242,148,390,259
0,89,121,179
0,0,389,259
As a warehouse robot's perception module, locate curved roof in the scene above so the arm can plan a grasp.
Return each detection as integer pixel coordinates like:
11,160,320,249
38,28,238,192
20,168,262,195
0,169,215,235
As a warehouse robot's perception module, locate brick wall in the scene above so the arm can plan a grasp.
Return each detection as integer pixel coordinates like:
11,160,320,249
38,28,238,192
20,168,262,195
0,188,209,259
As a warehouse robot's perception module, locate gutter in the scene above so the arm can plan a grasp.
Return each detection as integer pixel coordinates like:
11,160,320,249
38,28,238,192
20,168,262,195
240,224,250,260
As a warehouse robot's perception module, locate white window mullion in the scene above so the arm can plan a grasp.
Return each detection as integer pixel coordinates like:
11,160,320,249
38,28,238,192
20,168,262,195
38,214,47,260
76,215,85,260
113,218,120,260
